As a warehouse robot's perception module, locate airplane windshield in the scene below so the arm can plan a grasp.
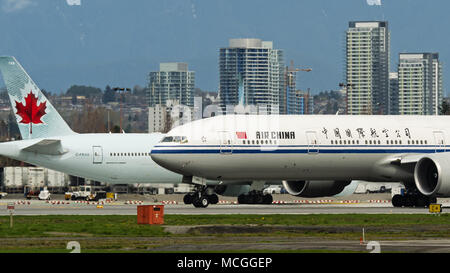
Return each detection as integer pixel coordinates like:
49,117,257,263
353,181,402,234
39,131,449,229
161,136,173,143
161,136,188,143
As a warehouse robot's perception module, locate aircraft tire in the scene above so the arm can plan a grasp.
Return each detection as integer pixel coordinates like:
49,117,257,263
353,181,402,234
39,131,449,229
392,194,403,207
263,194,273,204
415,196,429,208
183,194,193,205
237,194,247,204
208,194,219,205
193,195,209,208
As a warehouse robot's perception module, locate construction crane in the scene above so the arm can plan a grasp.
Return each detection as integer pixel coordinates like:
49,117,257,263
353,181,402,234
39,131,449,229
284,60,312,114
287,60,312,73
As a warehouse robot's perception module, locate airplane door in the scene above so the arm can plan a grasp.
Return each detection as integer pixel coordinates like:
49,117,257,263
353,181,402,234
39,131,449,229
306,131,319,154
433,131,446,152
92,146,103,164
218,131,233,154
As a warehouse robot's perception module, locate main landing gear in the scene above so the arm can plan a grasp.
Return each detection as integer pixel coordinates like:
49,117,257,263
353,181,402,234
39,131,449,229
183,185,219,208
237,190,273,205
391,188,436,208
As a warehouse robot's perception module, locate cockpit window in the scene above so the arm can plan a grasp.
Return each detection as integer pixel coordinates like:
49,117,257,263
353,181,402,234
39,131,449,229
161,136,173,143
160,136,188,143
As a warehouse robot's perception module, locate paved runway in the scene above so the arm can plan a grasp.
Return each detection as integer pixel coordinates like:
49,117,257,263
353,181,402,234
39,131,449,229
0,200,448,215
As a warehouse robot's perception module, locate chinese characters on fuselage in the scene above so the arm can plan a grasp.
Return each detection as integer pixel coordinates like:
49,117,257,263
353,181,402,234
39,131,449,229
321,127,411,139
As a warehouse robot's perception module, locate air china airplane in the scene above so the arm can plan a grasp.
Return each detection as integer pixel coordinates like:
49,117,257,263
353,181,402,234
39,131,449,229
0,56,262,207
150,113,450,207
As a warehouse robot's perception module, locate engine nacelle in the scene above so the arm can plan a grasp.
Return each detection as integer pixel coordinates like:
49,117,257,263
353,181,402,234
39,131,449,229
214,184,251,197
414,153,450,196
282,180,351,197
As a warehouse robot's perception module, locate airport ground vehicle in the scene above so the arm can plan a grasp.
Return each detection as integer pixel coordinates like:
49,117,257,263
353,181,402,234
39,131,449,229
65,186,106,201
263,185,283,194
24,186,51,200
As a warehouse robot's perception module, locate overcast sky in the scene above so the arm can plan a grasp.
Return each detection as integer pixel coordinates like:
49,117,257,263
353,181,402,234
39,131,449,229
0,0,449,96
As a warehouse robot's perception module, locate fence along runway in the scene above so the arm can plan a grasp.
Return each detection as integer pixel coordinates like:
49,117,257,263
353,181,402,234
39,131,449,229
0,196,448,215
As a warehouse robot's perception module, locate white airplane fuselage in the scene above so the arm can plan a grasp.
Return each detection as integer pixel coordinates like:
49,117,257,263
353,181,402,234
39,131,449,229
150,115,448,183
0,133,181,184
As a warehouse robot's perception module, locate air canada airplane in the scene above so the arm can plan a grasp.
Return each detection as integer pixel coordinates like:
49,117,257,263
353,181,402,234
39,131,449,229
0,56,268,207
150,113,450,207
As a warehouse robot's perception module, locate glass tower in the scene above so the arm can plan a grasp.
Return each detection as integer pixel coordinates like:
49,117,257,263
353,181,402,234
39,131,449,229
219,38,285,114
346,21,390,115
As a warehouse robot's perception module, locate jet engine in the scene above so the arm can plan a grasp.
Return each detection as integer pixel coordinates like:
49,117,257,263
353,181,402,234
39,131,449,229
282,180,351,197
414,153,450,196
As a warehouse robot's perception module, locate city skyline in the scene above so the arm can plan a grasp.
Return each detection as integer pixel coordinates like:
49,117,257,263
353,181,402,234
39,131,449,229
0,1,449,96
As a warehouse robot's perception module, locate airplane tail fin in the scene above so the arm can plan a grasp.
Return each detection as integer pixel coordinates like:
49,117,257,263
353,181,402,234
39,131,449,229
0,56,75,139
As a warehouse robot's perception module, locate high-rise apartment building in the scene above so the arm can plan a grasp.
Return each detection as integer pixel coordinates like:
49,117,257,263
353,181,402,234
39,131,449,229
219,38,285,114
346,21,390,115
147,62,195,108
388,72,399,115
147,63,195,132
398,53,443,115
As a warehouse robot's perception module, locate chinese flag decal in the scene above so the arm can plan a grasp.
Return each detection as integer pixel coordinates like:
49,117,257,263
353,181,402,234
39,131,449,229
236,132,247,139
15,91,47,134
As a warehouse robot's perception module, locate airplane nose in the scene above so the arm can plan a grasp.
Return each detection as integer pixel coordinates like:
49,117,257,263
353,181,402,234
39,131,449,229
150,147,185,174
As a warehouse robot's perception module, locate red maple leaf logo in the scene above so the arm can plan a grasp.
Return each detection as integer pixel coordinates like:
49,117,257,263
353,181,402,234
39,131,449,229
15,91,47,134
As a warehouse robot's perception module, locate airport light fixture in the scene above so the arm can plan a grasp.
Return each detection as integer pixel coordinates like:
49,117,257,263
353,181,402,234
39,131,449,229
113,87,131,132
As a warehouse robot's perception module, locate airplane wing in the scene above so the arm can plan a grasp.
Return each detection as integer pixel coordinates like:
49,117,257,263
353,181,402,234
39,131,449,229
399,154,426,164
388,154,425,165
22,139,67,155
